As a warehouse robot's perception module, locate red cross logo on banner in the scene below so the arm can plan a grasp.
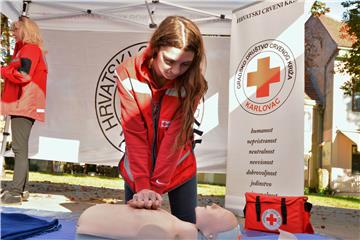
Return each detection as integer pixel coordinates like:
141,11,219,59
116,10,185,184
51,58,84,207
234,39,296,115
247,57,280,98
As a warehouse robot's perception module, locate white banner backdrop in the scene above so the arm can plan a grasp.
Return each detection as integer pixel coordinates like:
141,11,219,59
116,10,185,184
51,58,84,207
225,0,305,213
28,30,230,172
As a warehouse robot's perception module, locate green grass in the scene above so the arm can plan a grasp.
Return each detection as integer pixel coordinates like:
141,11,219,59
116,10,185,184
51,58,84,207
2,171,359,209
2,171,124,189
197,183,226,196
307,194,360,209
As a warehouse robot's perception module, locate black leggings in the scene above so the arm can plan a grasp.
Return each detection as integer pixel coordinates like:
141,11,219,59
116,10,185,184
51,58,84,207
125,176,197,224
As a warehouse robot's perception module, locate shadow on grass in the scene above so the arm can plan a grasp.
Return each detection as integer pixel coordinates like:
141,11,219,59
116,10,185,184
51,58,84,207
1,180,124,203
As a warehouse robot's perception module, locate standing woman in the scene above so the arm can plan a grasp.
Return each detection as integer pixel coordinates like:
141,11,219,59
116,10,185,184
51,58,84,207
116,16,208,223
1,17,47,204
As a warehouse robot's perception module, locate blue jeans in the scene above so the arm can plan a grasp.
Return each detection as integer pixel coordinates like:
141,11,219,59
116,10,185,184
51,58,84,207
125,176,197,223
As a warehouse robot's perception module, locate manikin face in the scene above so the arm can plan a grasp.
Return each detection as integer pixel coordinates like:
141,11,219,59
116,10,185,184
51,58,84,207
152,46,194,82
195,204,238,239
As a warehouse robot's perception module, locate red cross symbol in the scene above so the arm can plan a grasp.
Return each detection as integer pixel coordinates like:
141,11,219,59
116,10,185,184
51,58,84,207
266,213,277,225
247,57,280,98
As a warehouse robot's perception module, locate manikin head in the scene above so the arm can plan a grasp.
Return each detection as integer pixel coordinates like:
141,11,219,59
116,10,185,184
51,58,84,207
195,203,239,239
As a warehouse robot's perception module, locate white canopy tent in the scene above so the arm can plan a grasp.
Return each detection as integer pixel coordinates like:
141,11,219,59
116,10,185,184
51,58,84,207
1,0,254,172
1,0,242,34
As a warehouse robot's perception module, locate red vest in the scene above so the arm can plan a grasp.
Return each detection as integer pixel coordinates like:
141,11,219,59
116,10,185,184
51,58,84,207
1,42,47,121
116,48,196,194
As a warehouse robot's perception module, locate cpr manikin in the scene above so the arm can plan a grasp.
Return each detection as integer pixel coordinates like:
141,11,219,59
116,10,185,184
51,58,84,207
76,203,239,240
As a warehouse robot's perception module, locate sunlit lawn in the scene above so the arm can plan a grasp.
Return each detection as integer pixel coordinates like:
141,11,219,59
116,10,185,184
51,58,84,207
1,171,359,209
306,194,360,209
1,171,225,195
9,171,124,189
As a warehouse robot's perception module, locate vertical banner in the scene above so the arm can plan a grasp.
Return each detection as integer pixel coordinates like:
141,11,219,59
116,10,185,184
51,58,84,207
226,0,305,213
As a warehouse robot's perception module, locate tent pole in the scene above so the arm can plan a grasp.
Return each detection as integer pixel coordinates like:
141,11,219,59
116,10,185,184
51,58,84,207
192,16,231,24
21,0,31,17
145,0,157,28
0,116,10,156
33,13,89,22
0,116,10,176
96,3,146,14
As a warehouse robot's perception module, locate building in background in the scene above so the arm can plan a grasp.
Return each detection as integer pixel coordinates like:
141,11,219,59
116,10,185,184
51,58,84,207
305,15,359,194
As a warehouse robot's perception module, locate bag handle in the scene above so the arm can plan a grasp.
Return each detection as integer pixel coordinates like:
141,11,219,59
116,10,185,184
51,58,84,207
304,201,312,212
256,196,261,221
281,198,287,224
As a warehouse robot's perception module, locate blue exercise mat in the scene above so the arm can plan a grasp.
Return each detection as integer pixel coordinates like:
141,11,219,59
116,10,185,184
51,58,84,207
0,207,339,240
1,207,78,240
1,212,61,240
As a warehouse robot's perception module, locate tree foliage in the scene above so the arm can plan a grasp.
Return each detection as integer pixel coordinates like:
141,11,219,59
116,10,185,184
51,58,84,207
340,1,360,96
311,1,330,17
1,13,12,66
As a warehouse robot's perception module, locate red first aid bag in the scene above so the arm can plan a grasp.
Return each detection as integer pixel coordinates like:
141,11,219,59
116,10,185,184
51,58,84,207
244,192,314,234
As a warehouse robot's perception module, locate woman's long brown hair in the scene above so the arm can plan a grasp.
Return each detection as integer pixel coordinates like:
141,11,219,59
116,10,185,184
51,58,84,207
149,16,208,148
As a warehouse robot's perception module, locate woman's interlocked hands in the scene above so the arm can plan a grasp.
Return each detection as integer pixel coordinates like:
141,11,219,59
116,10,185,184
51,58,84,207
128,189,163,210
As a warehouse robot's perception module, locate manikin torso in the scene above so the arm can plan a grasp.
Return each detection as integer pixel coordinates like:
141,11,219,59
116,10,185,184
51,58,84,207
77,204,197,240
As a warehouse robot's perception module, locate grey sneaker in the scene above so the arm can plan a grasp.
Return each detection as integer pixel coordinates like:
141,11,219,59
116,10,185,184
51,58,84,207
1,191,22,204
21,191,30,201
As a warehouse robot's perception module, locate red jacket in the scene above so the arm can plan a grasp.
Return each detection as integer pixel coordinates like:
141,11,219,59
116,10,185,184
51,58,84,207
116,48,197,194
1,42,47,121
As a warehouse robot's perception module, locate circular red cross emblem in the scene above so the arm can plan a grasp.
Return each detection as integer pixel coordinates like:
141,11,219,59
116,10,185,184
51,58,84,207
261,209,282,231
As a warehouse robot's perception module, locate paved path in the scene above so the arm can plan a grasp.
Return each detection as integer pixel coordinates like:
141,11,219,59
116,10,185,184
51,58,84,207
1,181,359,239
